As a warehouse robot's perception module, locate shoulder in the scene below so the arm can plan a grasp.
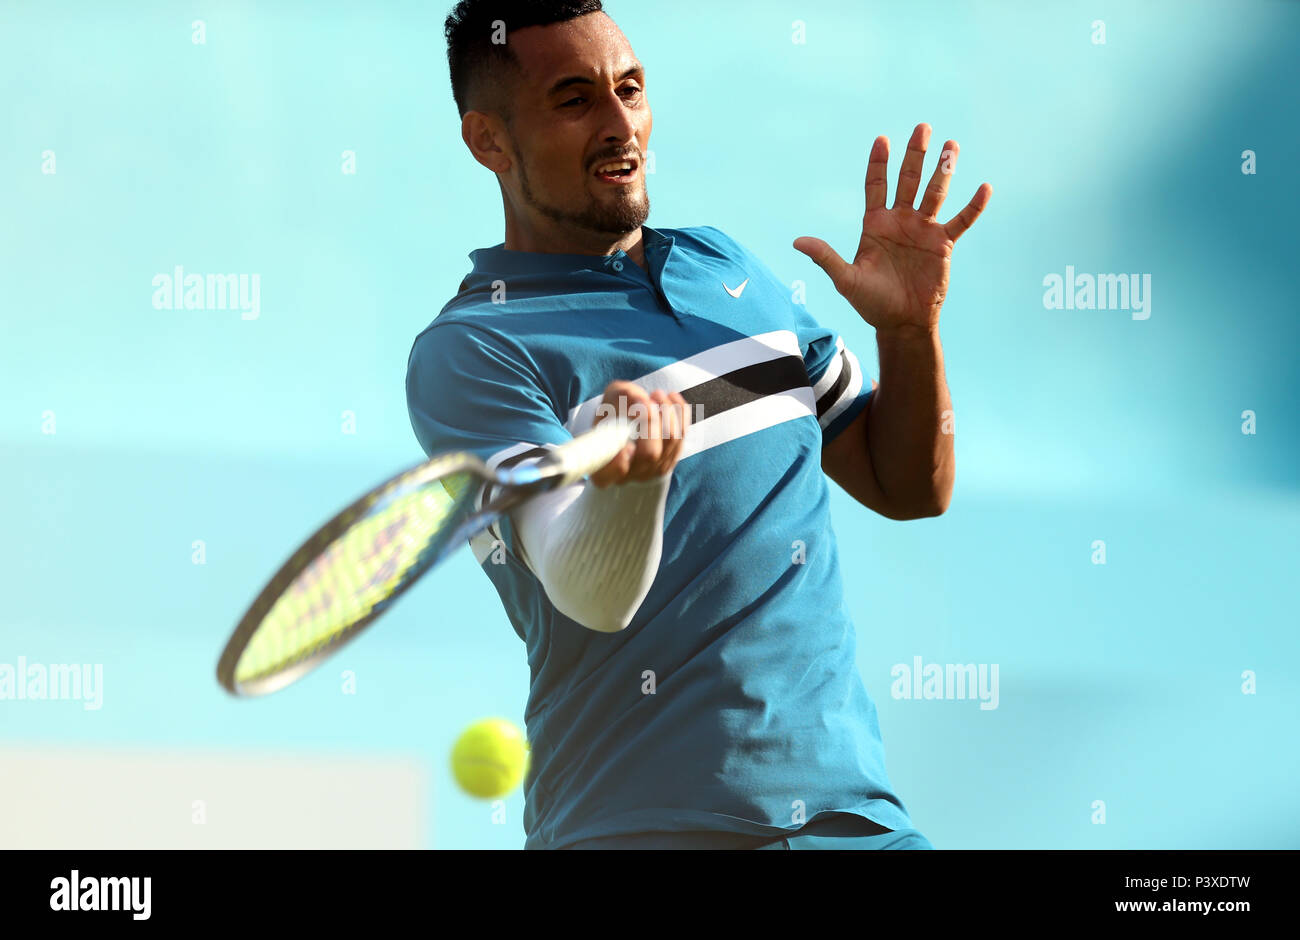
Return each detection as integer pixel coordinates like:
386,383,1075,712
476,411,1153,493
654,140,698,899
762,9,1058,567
659,224,753,260
409,310,487,356
662,225,780,283
409,265,540,359
406,307,528,383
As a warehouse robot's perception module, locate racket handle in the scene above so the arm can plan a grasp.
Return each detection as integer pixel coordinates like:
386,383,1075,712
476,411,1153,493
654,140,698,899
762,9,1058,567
553,418,636,487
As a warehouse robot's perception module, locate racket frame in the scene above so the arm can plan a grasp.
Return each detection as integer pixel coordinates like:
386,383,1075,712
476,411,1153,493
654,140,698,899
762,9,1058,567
216,418,634,697
216,455,543,697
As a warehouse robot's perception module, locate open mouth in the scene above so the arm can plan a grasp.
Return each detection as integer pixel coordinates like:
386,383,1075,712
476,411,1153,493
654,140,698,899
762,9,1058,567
593,158,639,184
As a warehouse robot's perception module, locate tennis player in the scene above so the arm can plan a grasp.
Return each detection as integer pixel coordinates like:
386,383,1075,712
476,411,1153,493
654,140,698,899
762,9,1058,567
407,0,991,850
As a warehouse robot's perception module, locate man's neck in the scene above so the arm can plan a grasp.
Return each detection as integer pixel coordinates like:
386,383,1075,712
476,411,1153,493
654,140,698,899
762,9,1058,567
503,219,647,269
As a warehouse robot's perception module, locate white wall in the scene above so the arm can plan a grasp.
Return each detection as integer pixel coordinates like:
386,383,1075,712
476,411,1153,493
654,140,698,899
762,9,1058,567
0,746,428,849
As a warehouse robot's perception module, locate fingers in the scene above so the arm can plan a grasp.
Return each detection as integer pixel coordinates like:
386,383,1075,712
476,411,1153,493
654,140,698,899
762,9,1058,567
918,139,958,219
625,391,664,479
943,182,993,243
589,382,691,487
645,390,691,478
865,135,890,212
892,123,931,210
792,236,851,292
589,380,641,488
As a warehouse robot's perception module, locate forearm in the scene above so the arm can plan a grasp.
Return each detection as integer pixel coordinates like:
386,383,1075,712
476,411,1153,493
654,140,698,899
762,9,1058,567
869,325,955,516
512,474,671,633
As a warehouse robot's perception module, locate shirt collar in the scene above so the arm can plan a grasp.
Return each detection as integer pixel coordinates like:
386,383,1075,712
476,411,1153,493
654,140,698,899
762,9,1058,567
467,225,675,279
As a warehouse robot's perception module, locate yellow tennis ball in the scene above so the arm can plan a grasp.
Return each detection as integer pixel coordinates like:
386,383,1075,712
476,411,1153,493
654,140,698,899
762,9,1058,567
451,717,530,799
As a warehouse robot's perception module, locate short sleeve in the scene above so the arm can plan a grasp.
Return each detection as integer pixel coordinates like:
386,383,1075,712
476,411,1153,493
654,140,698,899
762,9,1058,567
794,306,874,444
405,321,572,560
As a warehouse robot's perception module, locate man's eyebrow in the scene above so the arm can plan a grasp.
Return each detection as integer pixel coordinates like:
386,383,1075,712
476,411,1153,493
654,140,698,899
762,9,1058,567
545,64,644,97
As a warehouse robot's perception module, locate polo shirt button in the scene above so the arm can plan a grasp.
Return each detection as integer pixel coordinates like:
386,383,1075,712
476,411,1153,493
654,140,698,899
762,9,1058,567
612,260,624,272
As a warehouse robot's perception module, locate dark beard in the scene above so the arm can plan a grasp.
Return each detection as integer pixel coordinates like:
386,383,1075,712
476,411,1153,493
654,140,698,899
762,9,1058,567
517,156,650,236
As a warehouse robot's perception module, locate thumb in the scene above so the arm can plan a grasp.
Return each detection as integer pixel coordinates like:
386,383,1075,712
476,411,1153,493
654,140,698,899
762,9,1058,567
793,237,851,289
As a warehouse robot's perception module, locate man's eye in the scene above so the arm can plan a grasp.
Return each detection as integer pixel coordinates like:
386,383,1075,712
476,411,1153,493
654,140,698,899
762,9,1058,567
562,97,585,107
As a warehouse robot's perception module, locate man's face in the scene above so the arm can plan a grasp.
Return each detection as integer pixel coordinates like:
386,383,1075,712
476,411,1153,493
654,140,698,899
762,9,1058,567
502,13,651,237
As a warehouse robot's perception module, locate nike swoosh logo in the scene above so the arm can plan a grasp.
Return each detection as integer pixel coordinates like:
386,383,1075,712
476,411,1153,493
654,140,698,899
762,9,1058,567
723,277,750,299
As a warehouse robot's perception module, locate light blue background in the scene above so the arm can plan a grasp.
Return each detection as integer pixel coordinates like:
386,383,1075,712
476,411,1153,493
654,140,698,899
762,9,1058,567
2,0,1297,848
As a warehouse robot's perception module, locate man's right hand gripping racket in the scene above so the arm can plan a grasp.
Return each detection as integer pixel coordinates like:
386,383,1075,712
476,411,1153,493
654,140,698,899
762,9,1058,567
216,419,635,697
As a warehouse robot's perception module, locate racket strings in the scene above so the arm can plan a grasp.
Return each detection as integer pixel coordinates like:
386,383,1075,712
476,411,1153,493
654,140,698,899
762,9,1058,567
234,473,473,685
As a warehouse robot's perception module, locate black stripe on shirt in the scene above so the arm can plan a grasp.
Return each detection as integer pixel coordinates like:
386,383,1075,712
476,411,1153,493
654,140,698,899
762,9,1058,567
677,354,809,424
815,350,853,420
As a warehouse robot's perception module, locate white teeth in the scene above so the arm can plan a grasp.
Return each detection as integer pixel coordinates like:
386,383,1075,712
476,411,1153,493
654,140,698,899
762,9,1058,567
596,161,634,174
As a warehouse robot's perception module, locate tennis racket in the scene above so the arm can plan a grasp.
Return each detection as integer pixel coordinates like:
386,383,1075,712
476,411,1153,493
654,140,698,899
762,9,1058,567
216,418,635,697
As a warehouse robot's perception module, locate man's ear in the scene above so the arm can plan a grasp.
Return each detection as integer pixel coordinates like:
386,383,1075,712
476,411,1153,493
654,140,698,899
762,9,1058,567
462,111,512,174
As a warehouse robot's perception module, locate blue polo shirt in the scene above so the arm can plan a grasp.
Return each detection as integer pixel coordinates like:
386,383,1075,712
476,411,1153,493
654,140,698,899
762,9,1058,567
406,224,915,848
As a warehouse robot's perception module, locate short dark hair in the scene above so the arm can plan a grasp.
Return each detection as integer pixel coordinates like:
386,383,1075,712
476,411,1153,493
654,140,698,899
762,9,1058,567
445,0,605,120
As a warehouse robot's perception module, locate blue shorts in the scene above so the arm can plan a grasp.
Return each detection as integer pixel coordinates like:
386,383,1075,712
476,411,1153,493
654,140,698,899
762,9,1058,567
560,813,934,850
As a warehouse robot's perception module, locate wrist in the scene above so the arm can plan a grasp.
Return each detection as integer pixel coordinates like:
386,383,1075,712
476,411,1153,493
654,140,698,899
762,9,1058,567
874,322,940,343
875,324,942,359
